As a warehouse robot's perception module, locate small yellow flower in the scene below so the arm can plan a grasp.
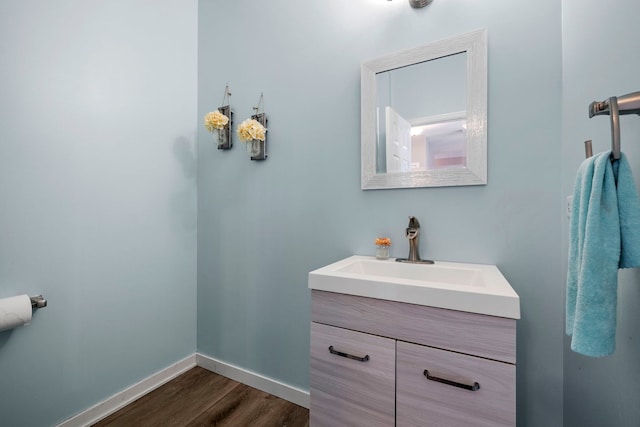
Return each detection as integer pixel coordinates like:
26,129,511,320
375,237,391,247
204,110,229,132
237,118,267,142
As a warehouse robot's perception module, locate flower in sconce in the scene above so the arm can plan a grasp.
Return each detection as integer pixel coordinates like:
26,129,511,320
204,110,229,132
237,118,267,142
375,237,392,247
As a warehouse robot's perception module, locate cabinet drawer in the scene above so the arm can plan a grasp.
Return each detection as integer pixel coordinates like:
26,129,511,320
397,341,515,427
312,290,516,363
310,322,395,427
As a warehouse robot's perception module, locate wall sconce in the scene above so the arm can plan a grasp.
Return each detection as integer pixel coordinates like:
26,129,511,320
389,0,433,8
237,93,268,161
203,84,233,150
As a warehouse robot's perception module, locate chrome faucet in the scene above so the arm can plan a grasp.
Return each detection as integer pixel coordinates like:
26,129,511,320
396,216,434,264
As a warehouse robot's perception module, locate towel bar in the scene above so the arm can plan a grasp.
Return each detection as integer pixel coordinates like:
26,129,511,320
586,91,640,160
589,91,640,117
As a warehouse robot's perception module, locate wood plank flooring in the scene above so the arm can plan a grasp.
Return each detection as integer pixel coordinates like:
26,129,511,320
93,367,309,427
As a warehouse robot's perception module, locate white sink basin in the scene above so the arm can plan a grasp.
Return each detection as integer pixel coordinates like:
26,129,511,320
308,256,520,319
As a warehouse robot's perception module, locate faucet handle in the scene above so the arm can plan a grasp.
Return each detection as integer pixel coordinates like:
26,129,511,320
408,216,420,229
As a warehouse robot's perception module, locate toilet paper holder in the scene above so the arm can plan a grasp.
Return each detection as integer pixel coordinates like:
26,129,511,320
30,295,47,309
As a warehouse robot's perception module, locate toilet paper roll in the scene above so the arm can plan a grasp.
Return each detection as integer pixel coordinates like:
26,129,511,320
0,295,32,332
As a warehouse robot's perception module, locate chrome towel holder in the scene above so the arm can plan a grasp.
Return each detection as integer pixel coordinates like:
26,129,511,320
585,91,640,159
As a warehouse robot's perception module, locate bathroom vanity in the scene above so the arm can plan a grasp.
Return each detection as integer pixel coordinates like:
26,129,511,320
308,256,520,426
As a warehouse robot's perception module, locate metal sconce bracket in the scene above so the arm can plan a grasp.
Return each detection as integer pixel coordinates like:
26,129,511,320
250,112,268,161
217,84,233,150
217,105,233,150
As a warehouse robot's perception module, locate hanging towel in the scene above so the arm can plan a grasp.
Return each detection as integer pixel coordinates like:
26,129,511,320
614,157,640,267
566,151,640,357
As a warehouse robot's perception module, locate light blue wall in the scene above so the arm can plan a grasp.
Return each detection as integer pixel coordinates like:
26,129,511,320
562,0,640,425
0,1,198,426
15,1,637,425
198,1,563,425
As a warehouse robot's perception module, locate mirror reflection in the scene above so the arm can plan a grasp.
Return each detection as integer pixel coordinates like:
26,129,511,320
361,29,487,190
375,53,467,174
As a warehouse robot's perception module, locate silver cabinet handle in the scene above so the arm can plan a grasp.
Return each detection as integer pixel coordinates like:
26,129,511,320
423,369,480,391
328,346,370,362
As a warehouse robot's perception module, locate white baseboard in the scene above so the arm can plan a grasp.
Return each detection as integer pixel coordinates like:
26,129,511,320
57,352,309,426
57,354,197,427
196,353,310,409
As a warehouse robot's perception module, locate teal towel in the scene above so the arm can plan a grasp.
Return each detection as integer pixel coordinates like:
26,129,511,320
566,151,640,357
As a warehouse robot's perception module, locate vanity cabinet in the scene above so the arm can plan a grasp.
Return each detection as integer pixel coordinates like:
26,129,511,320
396,342,515,426
310,322,395,426
310,290,517,426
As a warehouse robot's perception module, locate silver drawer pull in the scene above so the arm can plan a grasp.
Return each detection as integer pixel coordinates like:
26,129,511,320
423,370,480,391
328,346,370,362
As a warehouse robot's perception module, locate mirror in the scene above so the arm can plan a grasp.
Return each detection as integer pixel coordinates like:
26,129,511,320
361,29,487,189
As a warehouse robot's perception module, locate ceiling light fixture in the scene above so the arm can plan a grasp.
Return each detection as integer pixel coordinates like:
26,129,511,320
408,0,433,7
387,0,433,8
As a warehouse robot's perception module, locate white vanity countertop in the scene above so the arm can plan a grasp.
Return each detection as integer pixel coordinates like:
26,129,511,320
308,255,520,319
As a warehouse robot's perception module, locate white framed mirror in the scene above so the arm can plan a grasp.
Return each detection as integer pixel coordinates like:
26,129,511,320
361,29,487,190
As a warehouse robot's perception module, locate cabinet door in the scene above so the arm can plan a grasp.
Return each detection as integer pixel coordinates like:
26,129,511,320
310,322,395,427
397,341,515,427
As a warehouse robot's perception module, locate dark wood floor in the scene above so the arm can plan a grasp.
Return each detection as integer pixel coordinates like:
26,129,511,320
93,367,309,427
